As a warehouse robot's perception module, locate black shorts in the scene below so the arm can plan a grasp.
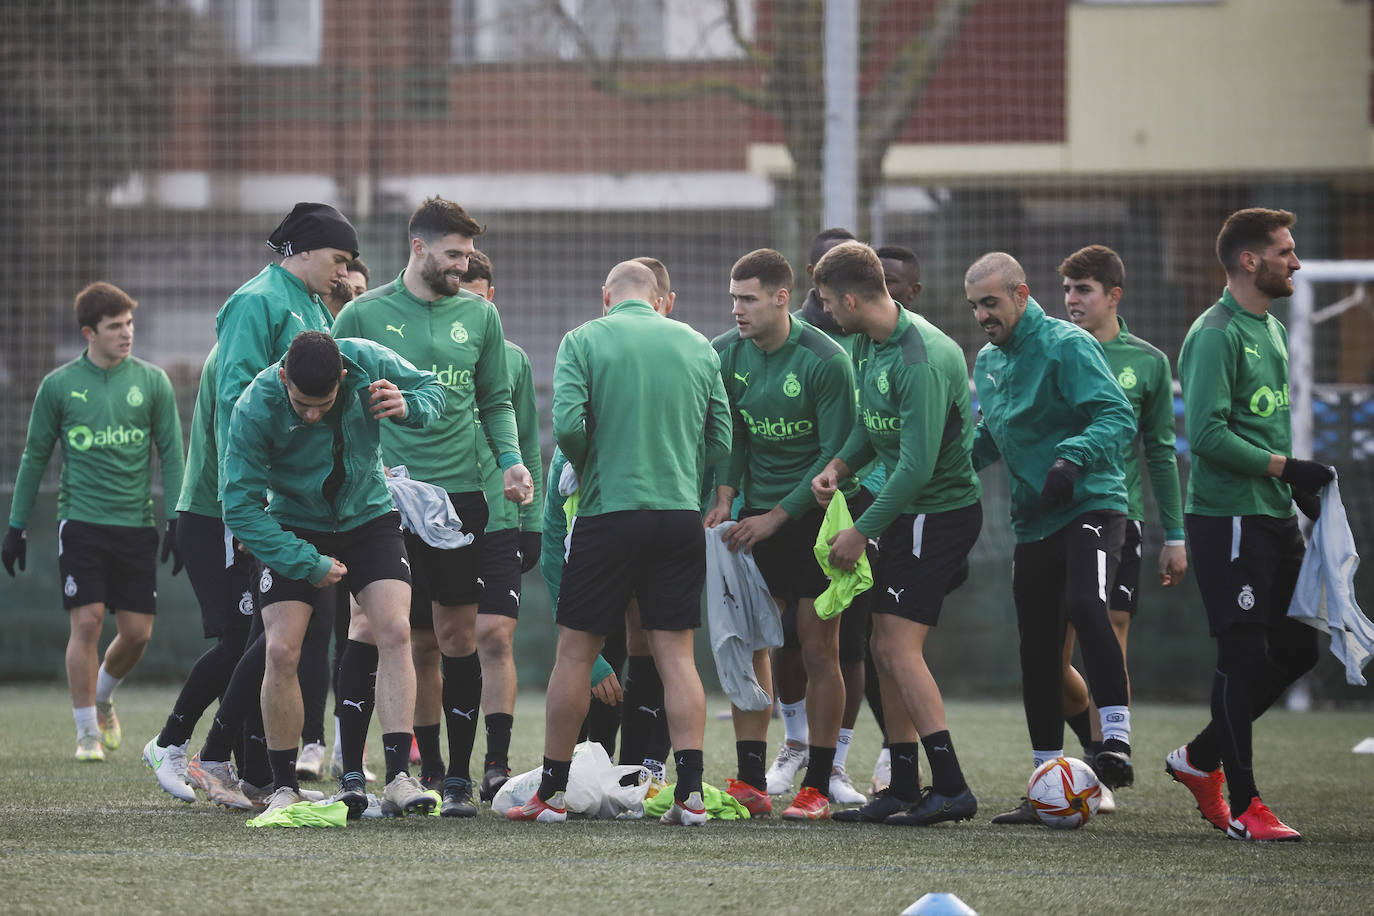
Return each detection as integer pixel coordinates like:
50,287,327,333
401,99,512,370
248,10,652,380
178,511,255,638
872,502,982,626
1186,513,1304,636
57,519,158,614
1109,520,1143,615
257,511,410,608
407,490,488,627
478,528,522,619
740,506,830,602
778,490,877,663
558,510,705,634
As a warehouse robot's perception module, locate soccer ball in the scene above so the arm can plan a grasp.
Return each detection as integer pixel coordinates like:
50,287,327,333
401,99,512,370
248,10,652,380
1027,756,1101,829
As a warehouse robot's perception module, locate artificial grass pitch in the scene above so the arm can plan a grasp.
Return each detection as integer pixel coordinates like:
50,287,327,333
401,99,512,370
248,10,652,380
1,685,1371,914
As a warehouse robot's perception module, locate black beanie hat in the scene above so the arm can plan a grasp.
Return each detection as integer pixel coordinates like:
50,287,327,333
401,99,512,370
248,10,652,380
267,203,360,259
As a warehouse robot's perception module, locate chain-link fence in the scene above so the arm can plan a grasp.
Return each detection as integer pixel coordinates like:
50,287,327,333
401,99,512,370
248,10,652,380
3,0,1371,701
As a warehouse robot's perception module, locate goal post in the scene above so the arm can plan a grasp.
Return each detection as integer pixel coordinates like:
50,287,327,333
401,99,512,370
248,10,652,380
1287,260,1374,461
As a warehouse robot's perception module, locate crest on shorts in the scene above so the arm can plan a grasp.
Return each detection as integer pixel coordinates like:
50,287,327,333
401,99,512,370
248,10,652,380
876,370,890,395
1117,366,1137,390
64,575,77,597
260,567,274,594
126,385,144,407
450,321,468,344
782,371,801,398
1237,584,1255,611
238,591,254,616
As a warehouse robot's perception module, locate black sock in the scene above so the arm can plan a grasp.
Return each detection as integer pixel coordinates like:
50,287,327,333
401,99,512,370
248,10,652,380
336,639,377,775
414,723,444,779
802,745,836,796
381,731,411,783
200,632,267,762
674,749,704,803
442,652,482,781
538,757,571,801
921,730,966,796
736,740,767,791
159,630,247,747
241,707,273,788
268,747,299,791
619,655,663,765
1065,708,1093,753
484,712,513,771
888,742,921,802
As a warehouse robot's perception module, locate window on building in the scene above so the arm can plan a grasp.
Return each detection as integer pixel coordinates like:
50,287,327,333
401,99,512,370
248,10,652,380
223,0,323,65
453,0,753,63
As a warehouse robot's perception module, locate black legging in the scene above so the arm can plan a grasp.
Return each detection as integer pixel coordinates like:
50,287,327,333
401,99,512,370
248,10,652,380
1011,511,1128,751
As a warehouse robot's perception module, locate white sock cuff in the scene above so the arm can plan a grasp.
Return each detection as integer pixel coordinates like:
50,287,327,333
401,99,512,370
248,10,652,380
1099,705,1131,744
833,728,854,768
74,705,98,737
779,700,809,744
94,665,122,704
1032,748,1064,770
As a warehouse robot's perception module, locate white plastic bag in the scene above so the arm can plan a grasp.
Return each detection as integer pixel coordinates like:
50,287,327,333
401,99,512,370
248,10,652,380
490,764,542,816
564,740,614,815
597,765,651,820
491,741,649,819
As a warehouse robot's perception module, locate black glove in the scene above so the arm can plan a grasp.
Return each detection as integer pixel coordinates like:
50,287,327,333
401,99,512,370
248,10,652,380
1294,490,1322,522
1280,458,1334,495
160,518,184,576
2,525,26,576
519,531,542,574
1040,458,1080,507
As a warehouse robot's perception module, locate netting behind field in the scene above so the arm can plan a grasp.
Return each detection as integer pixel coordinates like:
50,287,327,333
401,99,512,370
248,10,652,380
3,0,1372,699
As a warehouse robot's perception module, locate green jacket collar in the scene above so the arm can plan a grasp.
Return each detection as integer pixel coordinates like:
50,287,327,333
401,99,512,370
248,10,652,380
1219,287,1268,323
1002,296,1045,354
606,299,656,317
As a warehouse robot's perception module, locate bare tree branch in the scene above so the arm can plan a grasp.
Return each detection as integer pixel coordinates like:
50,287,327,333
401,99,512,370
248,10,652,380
858,0,977,164
722,0,769,66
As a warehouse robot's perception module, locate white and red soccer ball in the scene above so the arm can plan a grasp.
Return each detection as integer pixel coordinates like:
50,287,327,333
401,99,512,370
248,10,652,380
1027,756,1101,829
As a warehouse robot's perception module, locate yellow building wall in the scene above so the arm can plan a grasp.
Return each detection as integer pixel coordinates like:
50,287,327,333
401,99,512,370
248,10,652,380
1065,0,1370,173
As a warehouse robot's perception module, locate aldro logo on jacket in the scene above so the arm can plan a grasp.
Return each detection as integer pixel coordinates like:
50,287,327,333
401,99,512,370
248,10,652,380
67,425,147,452
738,408,813,440
1248,383,1289,418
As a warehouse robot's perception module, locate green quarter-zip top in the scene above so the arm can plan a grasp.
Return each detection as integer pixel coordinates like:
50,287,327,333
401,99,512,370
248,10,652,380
220,338,444,583
481,340,543,533
836,308,980,537
553,299,731,515
214,263,334,470
1179,288,1295,518
9,352,183,529
331,274,520,491
1098,317,1184,538
712,315,856,520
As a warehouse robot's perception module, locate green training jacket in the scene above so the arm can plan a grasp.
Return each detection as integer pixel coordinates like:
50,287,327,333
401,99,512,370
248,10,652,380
9,352,184,530
1179,288,1294,519
972,298,1133,543
220,338,444,584
836,308,981,537
1098,317,1184,539
553,299,731,515
481,340,543,534
214,263,334,470
176,345,220,518
795,290,886,494
331,274,520,492
712,314,855,520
